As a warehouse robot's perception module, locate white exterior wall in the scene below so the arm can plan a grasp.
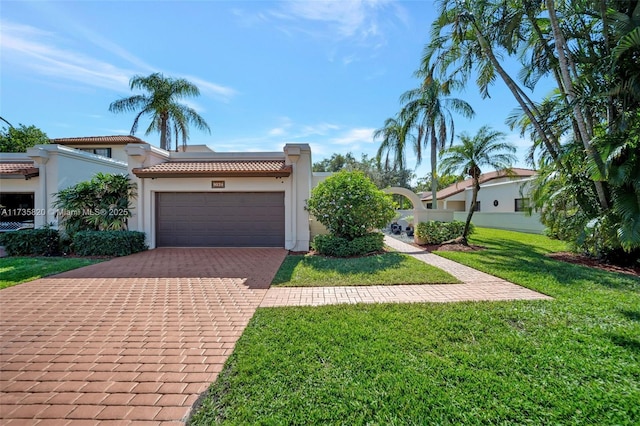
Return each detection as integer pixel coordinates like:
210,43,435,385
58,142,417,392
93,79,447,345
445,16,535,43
126,143,312,251
469,178,533,213
453,211,544,234
62,145,129,162
25,145,127,227
432,192,465,211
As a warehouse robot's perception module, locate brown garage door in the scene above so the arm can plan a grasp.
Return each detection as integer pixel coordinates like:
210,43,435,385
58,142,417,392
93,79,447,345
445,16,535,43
156,192,285,247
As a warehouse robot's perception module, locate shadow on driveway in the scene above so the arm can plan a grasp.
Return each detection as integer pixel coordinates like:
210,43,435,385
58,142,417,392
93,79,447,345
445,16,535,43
53,247,288,289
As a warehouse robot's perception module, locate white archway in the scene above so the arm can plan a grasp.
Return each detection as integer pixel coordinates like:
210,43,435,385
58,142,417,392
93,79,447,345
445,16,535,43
383,187,453,226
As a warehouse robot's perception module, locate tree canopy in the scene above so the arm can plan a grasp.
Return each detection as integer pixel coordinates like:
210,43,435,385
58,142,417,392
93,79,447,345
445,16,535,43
313,152,415,190
109,73,211,151
0,124,49,152
380,0,640,261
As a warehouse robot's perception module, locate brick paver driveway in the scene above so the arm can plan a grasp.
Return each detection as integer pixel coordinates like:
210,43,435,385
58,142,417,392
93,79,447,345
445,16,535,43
0,248,287,424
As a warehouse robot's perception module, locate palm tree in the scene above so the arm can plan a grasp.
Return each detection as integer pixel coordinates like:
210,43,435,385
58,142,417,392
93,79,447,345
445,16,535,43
109,73,211,151
399,68,474,208
439,125,517,244
374,115,413,172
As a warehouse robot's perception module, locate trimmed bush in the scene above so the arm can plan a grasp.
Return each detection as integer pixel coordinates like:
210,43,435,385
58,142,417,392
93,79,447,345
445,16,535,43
312,232,384,257
1,228,60,256
306,171,396,240
72,231,147,256
415,221,474,245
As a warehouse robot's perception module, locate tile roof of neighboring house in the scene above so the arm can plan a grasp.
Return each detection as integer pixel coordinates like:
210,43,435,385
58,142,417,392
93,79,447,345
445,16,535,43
421,168,536,201
132,160,292,178
51,135,147,145
0,162,39,178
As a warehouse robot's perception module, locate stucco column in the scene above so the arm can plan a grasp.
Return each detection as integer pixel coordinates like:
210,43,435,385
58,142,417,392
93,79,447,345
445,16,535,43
27,147,50,227
284,146,300,250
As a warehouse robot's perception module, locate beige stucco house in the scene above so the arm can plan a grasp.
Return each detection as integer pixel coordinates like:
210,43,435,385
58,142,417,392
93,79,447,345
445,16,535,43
1,136,313,250
420,168,544,233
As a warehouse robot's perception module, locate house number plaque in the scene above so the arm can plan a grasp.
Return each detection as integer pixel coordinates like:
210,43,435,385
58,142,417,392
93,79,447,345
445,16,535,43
211,181,225,188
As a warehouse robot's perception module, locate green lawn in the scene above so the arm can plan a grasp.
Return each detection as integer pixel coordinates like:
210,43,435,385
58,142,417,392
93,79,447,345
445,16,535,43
271,252,459,286
189,228,640,425
0,257,104,289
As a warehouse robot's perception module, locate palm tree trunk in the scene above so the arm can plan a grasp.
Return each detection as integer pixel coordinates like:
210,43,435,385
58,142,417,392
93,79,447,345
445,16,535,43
471,20,561,164
545,0,609,210
430,130,438,209
462,178,480,245
160,113,169,151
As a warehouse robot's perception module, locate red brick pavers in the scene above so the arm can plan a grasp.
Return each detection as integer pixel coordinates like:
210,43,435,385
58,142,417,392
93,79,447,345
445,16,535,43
0,248,287,424
260,237,552,307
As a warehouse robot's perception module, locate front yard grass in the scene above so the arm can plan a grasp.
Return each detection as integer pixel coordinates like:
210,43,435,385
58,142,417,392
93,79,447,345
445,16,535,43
0,257,104,289
189,228,640,425
271,252,459,286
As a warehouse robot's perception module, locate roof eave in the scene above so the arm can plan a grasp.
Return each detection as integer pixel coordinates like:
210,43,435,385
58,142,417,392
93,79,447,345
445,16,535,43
132,169,292,178
0,168,40,179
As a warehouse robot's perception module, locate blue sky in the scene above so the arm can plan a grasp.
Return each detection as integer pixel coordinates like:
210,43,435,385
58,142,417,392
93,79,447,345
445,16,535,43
1,0,544,180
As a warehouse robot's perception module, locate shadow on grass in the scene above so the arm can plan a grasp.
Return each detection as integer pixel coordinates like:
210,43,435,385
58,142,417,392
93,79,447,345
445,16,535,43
443,238,640,292
609,333,640,354
272,252,406,285
620,309,640,323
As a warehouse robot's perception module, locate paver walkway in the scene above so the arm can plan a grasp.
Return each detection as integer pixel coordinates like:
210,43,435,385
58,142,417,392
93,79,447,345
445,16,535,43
1,240,551,424
260,236,552,307
0,248,287,425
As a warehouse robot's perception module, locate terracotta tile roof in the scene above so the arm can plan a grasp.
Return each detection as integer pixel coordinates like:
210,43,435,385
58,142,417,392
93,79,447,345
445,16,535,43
51,135,146,145
132,160,292,178
422,168,536,201
0,162,39,178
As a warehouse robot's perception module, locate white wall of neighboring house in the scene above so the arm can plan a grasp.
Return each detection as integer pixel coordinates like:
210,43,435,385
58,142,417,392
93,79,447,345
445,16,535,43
468,178,533,213
457,178,544,233
63,145,130,163
419,174,544,234
453,211,544,233
26,145,128,227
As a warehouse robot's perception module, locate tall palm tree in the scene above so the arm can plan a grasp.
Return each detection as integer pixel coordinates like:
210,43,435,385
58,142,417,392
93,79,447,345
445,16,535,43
109,73,211,151
399,68,474,208
439,125,517,244
374,115,413,172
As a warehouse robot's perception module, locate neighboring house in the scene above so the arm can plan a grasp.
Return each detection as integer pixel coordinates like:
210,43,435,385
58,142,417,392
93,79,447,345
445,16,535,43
421,168,544,233
49,135,146,163
1,136,314,251
1,140,130,231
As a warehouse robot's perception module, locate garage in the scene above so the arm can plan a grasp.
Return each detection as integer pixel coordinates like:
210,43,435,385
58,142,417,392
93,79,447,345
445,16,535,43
155,192,285,247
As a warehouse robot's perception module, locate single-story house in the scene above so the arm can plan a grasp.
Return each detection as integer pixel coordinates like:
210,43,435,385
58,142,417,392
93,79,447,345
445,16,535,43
0,137,132,230
1,136,313,251
421,168,545,233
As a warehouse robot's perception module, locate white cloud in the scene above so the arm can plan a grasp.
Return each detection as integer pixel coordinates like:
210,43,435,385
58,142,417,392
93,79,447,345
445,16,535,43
0,19,236,102
267,116,294,136
240,0,409,47
184,75,237,102
281,0,388,39
330,127,375,145
299,122,341,136
1,20,132,91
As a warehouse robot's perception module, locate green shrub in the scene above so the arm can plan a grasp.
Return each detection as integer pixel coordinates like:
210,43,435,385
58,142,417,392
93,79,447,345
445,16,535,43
72,231,147,256
415,220,473,245
54,173,136,237
312,232,384,257
306,171,396,240
2,228,60,256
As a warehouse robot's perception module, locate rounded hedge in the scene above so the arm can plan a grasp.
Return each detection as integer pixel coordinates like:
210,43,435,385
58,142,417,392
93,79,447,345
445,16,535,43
306,171,396,240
